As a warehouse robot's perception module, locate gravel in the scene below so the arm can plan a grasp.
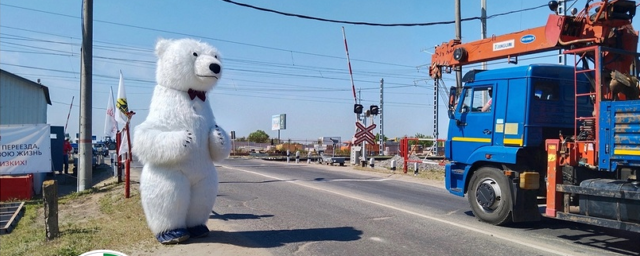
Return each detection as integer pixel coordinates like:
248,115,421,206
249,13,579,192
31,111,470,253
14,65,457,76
377,155,446,172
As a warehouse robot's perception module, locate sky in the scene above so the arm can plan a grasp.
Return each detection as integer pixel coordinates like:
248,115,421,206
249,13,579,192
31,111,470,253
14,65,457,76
3,0,636,144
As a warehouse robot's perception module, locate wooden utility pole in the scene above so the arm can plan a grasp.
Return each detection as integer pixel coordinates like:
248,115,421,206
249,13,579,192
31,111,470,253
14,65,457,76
43,180,59,240
78,0,93,191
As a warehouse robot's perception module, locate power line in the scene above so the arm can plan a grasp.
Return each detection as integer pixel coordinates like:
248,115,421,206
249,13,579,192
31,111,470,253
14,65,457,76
2,27,425,83
0,4,417,68
221,0,548,27
1,37,424,88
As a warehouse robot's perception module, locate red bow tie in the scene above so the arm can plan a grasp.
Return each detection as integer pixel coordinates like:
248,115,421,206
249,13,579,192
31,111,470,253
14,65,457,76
188,89,206,101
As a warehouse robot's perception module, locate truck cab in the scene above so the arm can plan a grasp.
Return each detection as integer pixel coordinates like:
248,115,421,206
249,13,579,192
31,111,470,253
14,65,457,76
445,64,594,223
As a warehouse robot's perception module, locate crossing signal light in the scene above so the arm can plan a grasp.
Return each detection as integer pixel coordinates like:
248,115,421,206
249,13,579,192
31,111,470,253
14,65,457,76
370,105,379,115
354,104,363,114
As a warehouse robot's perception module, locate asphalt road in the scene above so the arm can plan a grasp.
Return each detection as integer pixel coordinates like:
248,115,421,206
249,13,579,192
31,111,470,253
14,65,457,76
207,158,639,256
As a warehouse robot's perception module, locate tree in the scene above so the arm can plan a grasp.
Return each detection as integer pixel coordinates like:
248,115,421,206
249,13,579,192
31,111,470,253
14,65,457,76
247,130,269,143
411,133,434,148
374,133,388,142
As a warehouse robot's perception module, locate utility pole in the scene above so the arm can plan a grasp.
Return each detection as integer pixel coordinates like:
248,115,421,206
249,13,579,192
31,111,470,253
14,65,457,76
379,78,384,155
78,0,93,192
433,79,439,145
454,0,463,93
481,0,487,70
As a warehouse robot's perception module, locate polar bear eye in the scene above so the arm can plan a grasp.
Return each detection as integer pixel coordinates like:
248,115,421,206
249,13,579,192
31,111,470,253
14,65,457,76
214,55,218,59
193,52,198,57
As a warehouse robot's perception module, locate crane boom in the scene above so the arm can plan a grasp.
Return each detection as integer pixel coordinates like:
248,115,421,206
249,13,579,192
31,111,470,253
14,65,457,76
430,0,638,79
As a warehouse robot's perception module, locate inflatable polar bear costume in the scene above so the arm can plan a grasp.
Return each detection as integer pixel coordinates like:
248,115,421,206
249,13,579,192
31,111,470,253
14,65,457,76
133,38,231,244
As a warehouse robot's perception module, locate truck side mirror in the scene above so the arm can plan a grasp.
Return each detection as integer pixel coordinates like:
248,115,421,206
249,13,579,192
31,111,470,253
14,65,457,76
448,86,457,109
448,86,458,118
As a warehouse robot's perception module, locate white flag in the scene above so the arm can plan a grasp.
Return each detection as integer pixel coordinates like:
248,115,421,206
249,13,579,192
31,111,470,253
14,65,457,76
118,129,129,157
115,70,129,129
104,87,118,139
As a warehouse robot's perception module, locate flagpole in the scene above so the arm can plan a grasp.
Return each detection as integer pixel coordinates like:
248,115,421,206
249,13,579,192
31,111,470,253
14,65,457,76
124,122,131,198
116,130,122,183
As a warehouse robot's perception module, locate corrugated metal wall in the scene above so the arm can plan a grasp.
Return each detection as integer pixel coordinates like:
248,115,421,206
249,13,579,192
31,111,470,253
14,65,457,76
0,72,47,125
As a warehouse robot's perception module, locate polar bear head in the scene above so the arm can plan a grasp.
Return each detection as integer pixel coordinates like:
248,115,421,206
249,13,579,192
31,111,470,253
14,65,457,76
154,38,222,92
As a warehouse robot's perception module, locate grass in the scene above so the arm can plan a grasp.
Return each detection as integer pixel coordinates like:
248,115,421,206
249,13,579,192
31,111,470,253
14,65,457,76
353,164,445,181
0,178,159,256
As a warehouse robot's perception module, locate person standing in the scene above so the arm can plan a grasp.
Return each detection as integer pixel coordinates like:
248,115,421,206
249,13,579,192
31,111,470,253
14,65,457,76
62,137,72,174
307,151,312,164
295,150,300,163
286,149,290,163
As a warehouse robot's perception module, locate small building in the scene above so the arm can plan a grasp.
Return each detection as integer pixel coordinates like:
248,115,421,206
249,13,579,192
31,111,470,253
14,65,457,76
0,69,51,124
1,69,53,197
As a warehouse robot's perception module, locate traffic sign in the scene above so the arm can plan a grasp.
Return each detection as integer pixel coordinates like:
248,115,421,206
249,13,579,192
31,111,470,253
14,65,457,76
354,121,376,145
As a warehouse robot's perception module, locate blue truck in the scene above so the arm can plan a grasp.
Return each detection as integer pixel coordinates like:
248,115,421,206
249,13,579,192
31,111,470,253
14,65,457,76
430,1,639,232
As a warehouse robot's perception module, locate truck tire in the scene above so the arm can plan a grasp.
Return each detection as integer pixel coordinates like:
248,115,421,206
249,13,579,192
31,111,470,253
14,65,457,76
467,167,512,225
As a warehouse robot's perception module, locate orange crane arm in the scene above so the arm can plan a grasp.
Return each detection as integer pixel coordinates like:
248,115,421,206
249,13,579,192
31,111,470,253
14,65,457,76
430,0,638,79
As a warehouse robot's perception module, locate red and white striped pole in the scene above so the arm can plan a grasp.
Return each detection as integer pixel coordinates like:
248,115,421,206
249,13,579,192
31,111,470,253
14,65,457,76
343,27,367,161
64,96,74,134
342,27,358,104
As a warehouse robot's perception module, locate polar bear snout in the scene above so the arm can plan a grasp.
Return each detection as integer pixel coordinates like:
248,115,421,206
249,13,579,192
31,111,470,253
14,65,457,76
209,63,221,74
194,54,222,79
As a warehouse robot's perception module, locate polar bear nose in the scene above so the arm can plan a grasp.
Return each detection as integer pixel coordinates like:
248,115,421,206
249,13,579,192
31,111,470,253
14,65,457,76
209,63,221,74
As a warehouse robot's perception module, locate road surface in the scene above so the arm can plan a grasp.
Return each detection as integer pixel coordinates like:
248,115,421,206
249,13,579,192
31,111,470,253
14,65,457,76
133,158,639,256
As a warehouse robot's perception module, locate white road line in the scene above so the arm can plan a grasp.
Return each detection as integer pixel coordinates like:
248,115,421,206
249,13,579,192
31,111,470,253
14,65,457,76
316,178,391,182
221,165,576,256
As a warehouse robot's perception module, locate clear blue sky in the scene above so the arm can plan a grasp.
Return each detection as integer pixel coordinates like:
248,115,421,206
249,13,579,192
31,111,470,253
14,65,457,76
2,0,634,143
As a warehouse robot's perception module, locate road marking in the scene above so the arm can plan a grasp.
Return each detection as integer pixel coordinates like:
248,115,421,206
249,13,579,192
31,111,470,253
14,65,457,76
369,237,386,243
221,165,571,256
315,178,391,182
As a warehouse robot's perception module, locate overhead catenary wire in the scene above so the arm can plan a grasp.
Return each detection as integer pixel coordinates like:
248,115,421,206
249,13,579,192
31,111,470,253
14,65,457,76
0,2,561,113
221,0,548,27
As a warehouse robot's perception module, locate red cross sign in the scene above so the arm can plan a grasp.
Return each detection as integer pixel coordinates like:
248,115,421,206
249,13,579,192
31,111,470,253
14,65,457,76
354,121,376,145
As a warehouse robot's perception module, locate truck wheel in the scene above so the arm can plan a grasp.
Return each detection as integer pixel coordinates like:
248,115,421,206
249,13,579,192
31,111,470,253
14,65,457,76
467,167,512,225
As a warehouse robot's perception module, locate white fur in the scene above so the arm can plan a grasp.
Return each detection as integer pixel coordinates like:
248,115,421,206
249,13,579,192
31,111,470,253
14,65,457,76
133,38,231,235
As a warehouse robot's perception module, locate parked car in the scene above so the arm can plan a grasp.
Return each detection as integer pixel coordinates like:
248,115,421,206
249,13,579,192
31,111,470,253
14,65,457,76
94,143,109,157
73,147,97,172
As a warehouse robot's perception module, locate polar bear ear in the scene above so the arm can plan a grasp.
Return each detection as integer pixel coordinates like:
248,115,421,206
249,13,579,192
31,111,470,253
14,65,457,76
155,38,172,57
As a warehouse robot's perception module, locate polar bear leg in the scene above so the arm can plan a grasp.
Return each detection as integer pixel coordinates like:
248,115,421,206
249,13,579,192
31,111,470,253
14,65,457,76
185,171,218,237
140,165,190,236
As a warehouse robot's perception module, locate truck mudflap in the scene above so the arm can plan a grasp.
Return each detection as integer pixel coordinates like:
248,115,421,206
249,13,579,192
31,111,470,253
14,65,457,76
511,183,541,222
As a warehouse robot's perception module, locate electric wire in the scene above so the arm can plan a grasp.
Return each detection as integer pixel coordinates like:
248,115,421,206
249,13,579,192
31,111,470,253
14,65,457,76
221,0,548,27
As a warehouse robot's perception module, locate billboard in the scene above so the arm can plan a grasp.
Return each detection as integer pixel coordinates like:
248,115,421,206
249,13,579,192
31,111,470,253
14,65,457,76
271,114,286,131
1,124,52,174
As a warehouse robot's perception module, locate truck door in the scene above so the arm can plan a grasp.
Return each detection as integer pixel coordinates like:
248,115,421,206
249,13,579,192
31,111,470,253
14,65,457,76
449,86,494,162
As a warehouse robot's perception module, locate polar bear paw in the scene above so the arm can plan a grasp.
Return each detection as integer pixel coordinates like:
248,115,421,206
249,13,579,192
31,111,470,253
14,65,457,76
187,224,210,238
209,125,231,162
182,130,193,147
156,228,190,244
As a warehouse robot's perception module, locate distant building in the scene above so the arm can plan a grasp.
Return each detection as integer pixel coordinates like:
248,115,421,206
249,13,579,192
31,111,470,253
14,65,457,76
0,69,52,124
